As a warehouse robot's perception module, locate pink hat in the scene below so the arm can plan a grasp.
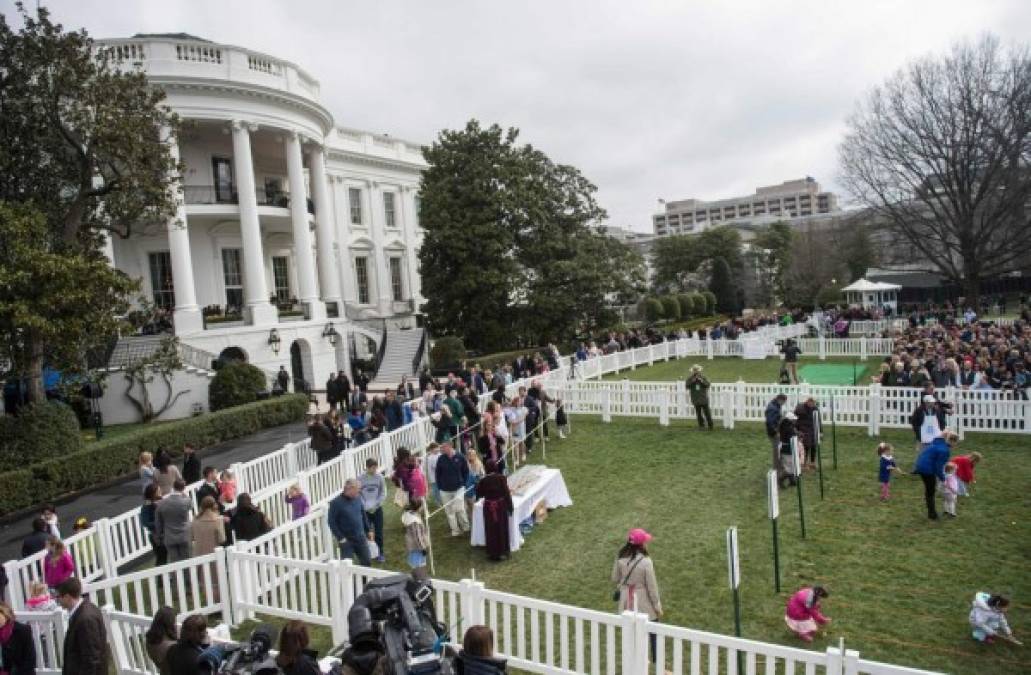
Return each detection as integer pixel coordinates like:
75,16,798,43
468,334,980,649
627,528,653,546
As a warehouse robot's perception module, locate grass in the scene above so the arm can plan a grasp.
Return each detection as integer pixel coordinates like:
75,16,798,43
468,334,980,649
603,356,873,385
82,421,154,444
231,413,1029,674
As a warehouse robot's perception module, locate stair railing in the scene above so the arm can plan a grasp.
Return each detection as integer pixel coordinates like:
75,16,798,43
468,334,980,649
411,329,428,376
371,319,388,379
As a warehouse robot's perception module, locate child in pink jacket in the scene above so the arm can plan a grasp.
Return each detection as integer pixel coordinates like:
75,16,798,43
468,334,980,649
43,537,75,591
785,586,832,642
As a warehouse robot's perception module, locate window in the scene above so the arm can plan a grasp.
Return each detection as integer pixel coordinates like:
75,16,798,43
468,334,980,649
148,251,175,310
212,157,234,203
413,196,421,226
348,188,362,224
383,192,396,228
221,248,244,312
272,256,290,303
389,257,404,301
355,256,370,304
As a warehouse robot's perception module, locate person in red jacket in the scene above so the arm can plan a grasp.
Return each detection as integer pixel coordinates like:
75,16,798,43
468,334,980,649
950,451,982,496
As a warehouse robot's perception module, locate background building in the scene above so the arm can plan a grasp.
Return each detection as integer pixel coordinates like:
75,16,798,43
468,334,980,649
652,177,840,238
95,34,428,422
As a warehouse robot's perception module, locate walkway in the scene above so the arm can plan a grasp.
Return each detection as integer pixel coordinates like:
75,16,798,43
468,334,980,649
0,420,307,565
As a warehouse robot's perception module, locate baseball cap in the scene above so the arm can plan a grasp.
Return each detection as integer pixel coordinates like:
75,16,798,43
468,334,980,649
627,528,653,546
922,395,936,403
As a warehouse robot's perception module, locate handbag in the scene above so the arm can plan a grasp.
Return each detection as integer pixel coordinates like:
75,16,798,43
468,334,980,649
613,554,644,602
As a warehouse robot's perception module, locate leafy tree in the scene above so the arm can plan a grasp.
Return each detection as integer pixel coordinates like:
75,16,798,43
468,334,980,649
121,316,188,423
701,291,717,315
0,202,137,401
675,294,692,318
751,221,794,305
661,296,681,321
418,120,643,351
833,218,878,282
209,362,267,412
709,257,739,314
430,336,467,369
839,35,1031,304
0,5,179,401
652,226,744,293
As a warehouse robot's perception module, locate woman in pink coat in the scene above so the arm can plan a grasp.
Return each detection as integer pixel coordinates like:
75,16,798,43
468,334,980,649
785,586,831,642
43,536,75,590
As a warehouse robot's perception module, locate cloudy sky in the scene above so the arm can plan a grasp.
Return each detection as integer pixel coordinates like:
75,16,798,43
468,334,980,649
9,0,1031,231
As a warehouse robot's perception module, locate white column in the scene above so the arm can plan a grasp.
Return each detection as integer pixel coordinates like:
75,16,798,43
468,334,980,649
231,120,277,326
367,181,393,314
330,176,355,306
163,126,203,334
308,144,342,314
286,130,326,321
401,185,423,308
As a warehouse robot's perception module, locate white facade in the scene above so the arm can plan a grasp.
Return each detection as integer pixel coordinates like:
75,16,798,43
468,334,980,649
97,34,427,389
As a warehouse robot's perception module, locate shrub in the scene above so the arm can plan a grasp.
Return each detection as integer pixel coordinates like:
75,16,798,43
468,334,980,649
701,291,717,314
676,294,692,319
661,296,681,321
209,362,268,411
0,394,307,516
430,336,467,369
687,292,705,316
0,402,83,472
640,297,664,323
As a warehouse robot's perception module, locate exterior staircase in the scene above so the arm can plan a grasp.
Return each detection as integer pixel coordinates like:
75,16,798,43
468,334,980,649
104,336,220,380
368,328,426,391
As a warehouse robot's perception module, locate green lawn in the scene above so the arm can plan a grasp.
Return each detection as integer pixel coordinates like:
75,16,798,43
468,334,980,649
293,417,1023,675
603,356,873,385
82,421,152,444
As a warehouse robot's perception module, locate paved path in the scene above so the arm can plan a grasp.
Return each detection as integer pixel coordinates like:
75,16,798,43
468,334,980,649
0,420,307,565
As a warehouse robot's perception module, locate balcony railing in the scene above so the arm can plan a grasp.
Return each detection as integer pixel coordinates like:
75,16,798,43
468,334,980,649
183,185,314,213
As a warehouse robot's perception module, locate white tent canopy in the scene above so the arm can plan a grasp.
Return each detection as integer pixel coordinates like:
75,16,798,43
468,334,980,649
841,278,901,311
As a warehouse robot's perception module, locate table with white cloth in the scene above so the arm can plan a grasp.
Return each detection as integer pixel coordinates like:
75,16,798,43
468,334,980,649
470,465,573,553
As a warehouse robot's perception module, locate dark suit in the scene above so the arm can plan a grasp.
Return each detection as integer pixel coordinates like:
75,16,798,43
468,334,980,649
63,599,108,675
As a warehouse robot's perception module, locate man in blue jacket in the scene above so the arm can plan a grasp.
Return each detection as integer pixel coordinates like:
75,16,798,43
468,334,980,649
328,479,372,565
913,430,956,520
435,443,470,537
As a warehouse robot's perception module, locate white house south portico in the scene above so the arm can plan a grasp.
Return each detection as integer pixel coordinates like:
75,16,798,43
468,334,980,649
98,34,427,408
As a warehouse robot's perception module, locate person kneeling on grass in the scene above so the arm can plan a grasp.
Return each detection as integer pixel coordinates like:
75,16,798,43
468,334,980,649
970,593,1022,645
785,586,831,643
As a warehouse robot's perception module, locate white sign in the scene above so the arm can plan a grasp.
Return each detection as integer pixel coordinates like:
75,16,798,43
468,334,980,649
767,470,780,519
742,339,768,360
813,409,821,446
790,437,802,478
726,526,740,589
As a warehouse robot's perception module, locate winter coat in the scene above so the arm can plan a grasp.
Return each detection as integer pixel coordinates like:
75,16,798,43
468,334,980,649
686,374,710,406
969,592,1012,637
785,588,828,623
611,553,662,620
913,437,951,481
455,653,508,675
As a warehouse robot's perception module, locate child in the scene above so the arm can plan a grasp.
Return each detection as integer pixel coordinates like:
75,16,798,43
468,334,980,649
284,483,310,520
219,469,238,504
139,451,155,492
26,580,57,611
40,504,60,540
425,443,442,507
969,593,1022,644
401,499,430,580
785,585,832,643
555,399,570,439
877,442,901,501
360,458,387,563
465,449,485,513
942,462,959,517
43,537,75,591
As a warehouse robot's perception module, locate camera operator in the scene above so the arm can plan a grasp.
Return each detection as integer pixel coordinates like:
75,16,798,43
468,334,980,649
455,626,507,675
274,621,322,675
165,615,209,675
779,339,802,385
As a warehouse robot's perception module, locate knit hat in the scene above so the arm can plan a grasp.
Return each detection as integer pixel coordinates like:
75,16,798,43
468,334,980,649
627,528,652,546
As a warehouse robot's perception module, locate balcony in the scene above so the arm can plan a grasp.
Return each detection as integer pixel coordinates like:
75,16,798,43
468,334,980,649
183,185,314,214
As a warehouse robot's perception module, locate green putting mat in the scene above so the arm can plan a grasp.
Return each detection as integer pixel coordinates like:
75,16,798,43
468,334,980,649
798,362,868,385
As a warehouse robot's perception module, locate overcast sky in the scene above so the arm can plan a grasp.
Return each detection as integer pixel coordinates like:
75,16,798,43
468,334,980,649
9,0,1031,231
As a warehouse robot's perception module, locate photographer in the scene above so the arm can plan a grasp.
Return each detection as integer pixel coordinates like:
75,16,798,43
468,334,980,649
165,615,208,675
274,621,321,675
779,339,802,385
455,626,507,675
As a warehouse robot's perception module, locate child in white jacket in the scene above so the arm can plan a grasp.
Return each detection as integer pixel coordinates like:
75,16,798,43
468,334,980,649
969,593,1021,644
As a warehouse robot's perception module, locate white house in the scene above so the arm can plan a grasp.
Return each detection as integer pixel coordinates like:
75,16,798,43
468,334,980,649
94,34,429,420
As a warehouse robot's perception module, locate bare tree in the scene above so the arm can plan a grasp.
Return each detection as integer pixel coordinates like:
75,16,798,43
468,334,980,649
839,35,1031,304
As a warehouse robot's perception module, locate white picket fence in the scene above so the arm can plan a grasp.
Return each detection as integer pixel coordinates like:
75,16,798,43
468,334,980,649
8,547,942,675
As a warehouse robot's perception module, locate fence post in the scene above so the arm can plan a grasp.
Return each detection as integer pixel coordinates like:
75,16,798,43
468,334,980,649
819,334,826,360
825,645,843,675
95,518,118,579
460,578,486,626
723,387,734,429
843,648,860,675
225,546,248,624
285,441,299,478
229,461,247,496
860,337,868,361
659,390,670,427
329,559,348,645
622,379,631,416
602,388,612,423
619,611,639,675
679,380,688,419
706,338,714,360
3,560,24,609
734,379,745,430
215,546,234,626
868,384,880,436
102,605,130,673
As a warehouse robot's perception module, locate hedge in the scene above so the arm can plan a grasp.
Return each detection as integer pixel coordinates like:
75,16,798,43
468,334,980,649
0,401,83,472
0,393,307,517
429,336,467,370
